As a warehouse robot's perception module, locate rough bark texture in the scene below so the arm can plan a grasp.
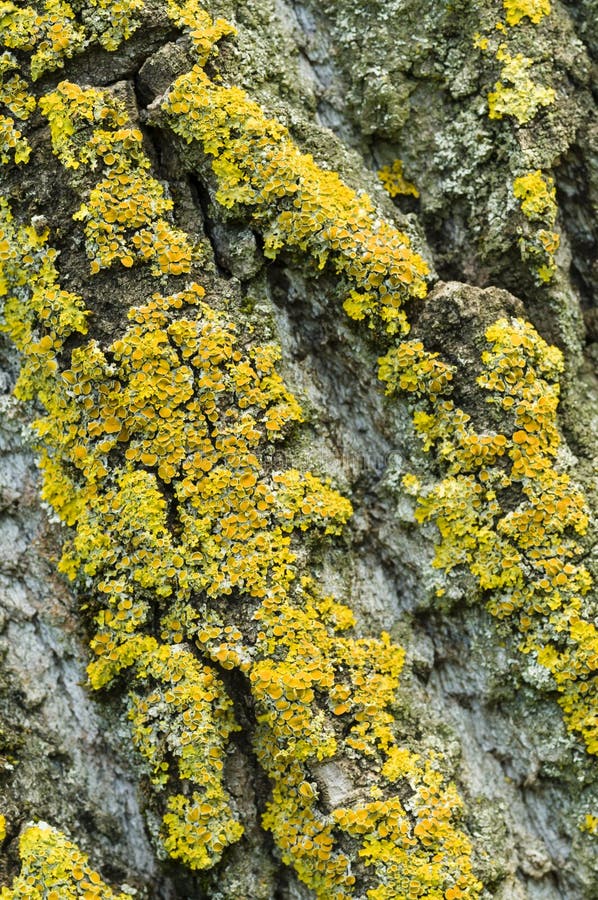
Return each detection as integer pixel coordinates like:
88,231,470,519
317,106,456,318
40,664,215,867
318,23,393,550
0,1,597,898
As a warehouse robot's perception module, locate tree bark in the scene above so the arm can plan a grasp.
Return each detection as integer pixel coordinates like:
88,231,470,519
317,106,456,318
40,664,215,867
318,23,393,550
0,1,596,898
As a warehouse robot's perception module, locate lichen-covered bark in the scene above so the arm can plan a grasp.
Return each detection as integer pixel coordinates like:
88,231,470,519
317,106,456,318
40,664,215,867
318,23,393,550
0,1,596,898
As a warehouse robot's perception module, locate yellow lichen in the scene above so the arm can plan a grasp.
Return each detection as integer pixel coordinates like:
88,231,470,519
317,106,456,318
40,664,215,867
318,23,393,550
2,1,592,893
166,0,235,64
474,0,560,282
0,113,31,164
0,1,85,80
513,170,560,282
159,12,595,762
77,0,143,51
333,756,476,900
252,580,481,898
39,82,194,276
0,177,478,892
129,641,244,869
0,51,35,164
378,160,419,199
159,0,595,765
513,170,557,220
503,0,550,26
378,340,454,402
488,47,555,124
0,823,127,899
580,814,598,836
0,0,143,83
162,65,428,336
394,318,596,754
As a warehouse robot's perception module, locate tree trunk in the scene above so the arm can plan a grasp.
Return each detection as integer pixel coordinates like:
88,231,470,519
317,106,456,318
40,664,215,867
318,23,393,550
0,1,596,898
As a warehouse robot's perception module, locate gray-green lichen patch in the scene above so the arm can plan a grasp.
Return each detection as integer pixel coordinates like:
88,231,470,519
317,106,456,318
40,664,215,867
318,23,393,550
285,0,594,329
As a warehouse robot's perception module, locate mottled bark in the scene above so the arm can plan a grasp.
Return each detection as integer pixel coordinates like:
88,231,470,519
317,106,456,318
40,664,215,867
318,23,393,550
0,2,596,898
